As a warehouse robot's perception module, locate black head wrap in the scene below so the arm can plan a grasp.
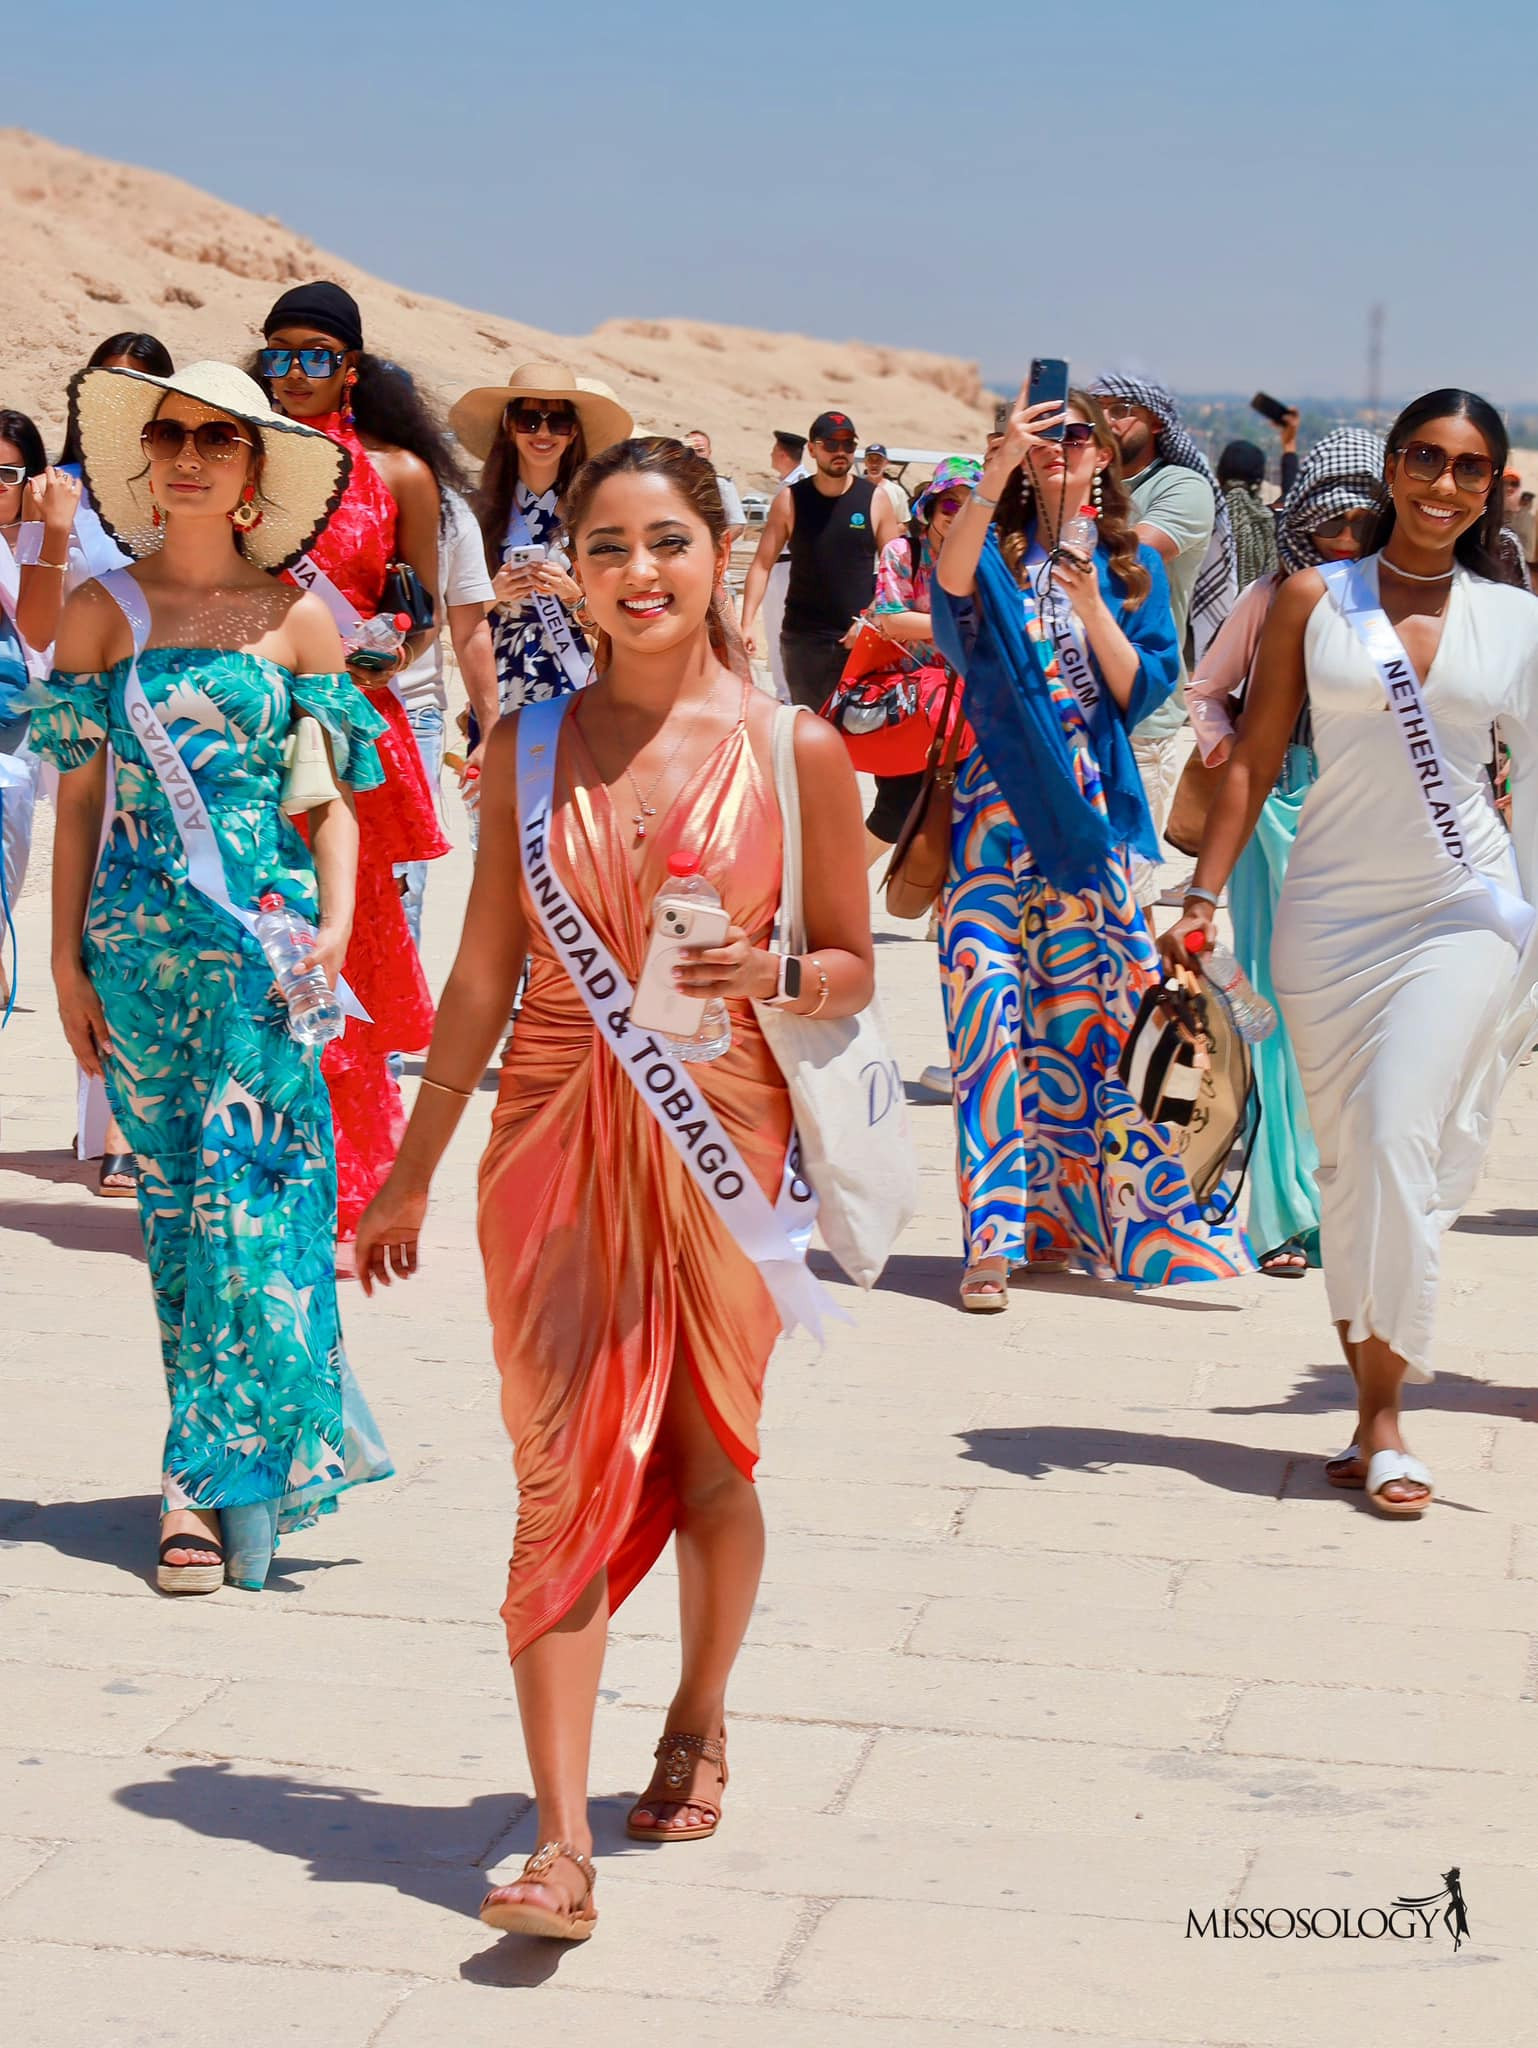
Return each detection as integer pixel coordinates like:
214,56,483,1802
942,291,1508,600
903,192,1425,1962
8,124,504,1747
262,281,364,352
1217,440,1266,489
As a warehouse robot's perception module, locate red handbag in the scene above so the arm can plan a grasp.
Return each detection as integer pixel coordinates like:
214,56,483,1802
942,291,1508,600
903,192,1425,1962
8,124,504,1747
821,626,975,775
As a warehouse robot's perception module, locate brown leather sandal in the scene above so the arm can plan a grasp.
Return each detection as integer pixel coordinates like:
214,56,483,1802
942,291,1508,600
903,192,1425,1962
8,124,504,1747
478,1841,597,1941
626,1731,728,1842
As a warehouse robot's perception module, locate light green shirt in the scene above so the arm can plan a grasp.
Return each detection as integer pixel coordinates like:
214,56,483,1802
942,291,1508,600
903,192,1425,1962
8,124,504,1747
1128,462,1215,738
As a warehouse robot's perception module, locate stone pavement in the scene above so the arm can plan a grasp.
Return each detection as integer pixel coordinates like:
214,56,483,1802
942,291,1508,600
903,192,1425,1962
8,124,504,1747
3,804,1537,2046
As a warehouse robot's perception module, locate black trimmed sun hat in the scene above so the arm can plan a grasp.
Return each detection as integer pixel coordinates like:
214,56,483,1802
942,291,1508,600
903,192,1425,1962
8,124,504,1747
67,359,351,573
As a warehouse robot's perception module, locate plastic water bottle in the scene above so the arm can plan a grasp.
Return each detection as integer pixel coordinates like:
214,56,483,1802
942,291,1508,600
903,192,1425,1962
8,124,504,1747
1061,506,1097,557
658,853,731,1064
255,891,344,1045
346,611,412,670
1184,929,1276,1044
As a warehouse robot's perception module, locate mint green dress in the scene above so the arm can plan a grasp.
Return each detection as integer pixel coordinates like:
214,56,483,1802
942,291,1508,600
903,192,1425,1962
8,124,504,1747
28,648,395,1532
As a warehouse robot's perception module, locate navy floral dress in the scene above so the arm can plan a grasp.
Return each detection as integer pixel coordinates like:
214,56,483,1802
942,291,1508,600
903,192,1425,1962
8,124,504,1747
490,482,594,712
27,648,395,1533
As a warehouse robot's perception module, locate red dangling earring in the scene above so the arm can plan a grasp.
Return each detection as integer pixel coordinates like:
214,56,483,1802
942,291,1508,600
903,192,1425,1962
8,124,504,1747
150,494,164,531
229,481,264,533
341,373,356,431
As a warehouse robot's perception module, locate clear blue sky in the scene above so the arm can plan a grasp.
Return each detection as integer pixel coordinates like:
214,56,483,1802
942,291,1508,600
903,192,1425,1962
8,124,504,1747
15,0,1538,402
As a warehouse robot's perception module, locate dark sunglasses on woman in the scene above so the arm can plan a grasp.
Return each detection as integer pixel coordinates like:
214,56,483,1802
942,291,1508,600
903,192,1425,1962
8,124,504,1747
0,462,29,487
141,420,254,462
929,493,968,517
506,404,578,437
1312,508,1376,541
1396,441,1495,494
258,346,347,381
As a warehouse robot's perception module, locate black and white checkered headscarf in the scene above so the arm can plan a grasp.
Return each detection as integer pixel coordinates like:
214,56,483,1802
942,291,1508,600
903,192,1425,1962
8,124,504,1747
1274,427,1387,574
1089,373,1236,659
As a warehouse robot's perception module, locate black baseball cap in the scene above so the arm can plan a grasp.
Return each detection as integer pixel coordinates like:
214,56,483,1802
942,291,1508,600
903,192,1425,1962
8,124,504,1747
810,410,856,442
866,442,888,457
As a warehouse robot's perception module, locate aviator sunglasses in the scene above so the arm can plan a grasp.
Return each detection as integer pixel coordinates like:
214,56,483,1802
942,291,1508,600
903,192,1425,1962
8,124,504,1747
1395,440,1495,495
140,420,255,462
258,346,348,381
506,404,578,437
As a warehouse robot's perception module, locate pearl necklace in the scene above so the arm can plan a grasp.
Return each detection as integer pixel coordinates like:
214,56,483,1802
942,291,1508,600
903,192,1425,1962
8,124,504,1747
1380,553,1453,585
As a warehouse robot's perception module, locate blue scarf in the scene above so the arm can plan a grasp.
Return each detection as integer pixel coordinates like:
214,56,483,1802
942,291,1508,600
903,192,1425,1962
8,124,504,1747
929,529,1175,891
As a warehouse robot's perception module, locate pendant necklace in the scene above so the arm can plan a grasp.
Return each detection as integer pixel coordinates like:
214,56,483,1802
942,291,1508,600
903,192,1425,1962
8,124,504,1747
620,672,722,841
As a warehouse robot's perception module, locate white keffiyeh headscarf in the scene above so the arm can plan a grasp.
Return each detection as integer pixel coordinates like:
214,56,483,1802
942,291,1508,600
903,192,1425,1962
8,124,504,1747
1089,372,1237,660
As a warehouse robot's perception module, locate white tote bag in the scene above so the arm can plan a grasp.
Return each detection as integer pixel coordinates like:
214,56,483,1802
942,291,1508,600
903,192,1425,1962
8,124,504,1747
753,705,917,1287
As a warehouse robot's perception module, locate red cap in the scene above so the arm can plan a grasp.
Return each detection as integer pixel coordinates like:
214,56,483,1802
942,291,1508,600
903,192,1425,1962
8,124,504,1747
258,891,283,912
391,613,412,632
1183,928,1209,954
666,852,700,877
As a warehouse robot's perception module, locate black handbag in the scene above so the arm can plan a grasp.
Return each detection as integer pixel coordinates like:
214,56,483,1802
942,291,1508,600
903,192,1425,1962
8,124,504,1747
381,560,436,632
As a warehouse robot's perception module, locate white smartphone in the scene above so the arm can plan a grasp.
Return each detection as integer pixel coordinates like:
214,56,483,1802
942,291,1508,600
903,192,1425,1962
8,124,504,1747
503,542,547,569
630,896,731,1037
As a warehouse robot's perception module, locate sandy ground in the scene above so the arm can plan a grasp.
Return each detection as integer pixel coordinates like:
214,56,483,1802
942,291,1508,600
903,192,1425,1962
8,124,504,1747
3,767,1538,2041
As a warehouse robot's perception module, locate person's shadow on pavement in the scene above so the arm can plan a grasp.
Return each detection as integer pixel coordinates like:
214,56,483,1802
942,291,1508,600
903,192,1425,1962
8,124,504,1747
114,1761,660,1985
0,1495,359,1591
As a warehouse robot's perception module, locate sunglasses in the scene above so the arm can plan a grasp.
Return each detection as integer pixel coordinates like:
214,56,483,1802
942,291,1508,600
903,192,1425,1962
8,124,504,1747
507,404,578,437
0,462,28,487
1101,399,1141,423
928,492,968,516
141,420,254,463
259,346,347,380
1313,508,1375,541
1396,440,1495,495
820,436,858,451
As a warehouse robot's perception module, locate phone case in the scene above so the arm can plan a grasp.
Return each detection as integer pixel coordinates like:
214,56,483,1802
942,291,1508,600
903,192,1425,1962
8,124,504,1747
503,543,548,568
1027,358,1070,440
629,896,732,1036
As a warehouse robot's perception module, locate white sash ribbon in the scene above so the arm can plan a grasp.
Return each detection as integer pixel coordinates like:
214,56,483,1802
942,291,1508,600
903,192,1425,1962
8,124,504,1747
506,496,592,693
1027,541,1101,720
99,569,368,1021
515,694,835,1341
288,552,365,640
1320,558,1534,951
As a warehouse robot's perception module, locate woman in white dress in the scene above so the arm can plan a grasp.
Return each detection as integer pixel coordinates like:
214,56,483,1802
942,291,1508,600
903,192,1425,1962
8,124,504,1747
1163,390,1538,1517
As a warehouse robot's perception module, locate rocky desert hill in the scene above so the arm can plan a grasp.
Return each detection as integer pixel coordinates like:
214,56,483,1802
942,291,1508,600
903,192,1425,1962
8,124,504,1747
0,129,992,487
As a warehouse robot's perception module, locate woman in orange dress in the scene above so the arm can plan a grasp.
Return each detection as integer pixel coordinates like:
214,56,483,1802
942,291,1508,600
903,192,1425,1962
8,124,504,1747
355,438,872,1942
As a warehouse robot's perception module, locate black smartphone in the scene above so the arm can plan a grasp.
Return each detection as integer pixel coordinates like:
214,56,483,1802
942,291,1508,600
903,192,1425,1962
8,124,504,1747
1251,390,1292,426
1027,358,1070,441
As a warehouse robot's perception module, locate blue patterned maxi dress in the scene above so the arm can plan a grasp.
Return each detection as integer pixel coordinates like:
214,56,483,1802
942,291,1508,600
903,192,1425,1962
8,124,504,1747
27,649,395,1532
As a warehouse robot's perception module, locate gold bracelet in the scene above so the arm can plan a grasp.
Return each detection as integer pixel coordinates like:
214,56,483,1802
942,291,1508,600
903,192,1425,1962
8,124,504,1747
806,955,830,1017
419,1074,474,1099
34,557,68,571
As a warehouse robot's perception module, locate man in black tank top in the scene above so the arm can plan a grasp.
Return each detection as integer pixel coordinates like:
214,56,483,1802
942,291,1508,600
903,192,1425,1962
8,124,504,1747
741,410,900,710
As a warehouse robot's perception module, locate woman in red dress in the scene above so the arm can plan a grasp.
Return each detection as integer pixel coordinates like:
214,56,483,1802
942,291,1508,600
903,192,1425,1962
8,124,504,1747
256,281,460,1243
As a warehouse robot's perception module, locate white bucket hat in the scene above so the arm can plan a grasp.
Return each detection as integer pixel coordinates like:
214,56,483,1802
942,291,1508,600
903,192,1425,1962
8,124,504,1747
448,362,634,463
68,360,350,573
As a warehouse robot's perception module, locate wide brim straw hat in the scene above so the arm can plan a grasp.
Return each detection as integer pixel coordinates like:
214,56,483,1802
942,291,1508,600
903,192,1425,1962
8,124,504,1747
449,362,633,463
67,360,350,574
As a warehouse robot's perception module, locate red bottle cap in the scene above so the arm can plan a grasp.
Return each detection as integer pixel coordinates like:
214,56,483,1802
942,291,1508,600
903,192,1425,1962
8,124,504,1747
390,613,412,632
666,852,700,877
258,891,282,912
1183,928,1209,954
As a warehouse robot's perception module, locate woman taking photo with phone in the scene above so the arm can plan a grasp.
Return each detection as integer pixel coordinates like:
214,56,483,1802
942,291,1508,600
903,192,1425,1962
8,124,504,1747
1163,391,1538,1517
1185,429,1387,1281
932,384,1251,1310
257,281,454,1248
29,359,393,1593
449,363,633,713
355,436,872,1942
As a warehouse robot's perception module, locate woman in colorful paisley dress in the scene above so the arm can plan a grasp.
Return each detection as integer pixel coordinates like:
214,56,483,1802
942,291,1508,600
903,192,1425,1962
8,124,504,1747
258,282,454,1245
931,382,1252,1310
34,360,393,1594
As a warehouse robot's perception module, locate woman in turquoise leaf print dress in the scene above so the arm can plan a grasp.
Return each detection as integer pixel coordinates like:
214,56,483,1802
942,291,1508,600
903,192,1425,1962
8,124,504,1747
30,360,393,1595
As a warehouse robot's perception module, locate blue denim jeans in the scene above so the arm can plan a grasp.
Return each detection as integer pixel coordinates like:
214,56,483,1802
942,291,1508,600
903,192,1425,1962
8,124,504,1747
395,701,445,948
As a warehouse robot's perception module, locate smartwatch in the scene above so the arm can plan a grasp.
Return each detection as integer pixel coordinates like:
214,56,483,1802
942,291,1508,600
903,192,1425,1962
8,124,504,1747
775,952,803,1003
